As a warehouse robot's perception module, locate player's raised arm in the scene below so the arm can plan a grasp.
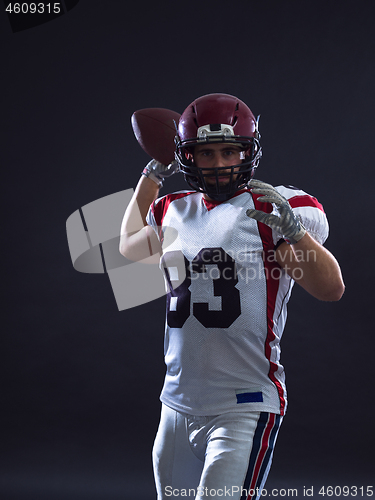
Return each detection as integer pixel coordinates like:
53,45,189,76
119,160,178,262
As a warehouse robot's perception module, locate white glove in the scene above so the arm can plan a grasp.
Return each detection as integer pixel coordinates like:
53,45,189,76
141,159,179,187
246,179,306,244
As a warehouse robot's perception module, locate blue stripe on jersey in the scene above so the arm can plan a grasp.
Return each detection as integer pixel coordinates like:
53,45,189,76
236,392,263,404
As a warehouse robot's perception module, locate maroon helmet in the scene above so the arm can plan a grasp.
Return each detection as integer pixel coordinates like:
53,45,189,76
175,93,262,201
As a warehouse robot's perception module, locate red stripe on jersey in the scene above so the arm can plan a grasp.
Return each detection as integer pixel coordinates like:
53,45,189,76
252,193,286,415
152,191,194,227
247,414,276,497
288,194,324,213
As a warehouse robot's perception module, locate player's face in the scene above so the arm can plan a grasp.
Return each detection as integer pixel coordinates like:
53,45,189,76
193,143,244,187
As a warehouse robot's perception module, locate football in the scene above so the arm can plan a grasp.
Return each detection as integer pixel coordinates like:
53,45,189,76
131,108,181,165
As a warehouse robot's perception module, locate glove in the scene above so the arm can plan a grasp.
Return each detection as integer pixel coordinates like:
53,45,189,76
246,179,306,244
141,159,179,187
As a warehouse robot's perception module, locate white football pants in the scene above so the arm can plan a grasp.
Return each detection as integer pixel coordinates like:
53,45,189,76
153,403,282,500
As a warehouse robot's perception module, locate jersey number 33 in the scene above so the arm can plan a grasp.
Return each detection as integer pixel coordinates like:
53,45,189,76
161,247,241,329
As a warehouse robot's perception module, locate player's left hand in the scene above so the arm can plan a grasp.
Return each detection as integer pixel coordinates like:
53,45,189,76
246,179,306,244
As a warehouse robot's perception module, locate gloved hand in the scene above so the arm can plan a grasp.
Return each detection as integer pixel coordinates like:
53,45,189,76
141,159,179,187
246,179,306,244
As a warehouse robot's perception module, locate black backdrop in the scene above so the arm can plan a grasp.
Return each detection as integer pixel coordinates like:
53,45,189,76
1,1,374,499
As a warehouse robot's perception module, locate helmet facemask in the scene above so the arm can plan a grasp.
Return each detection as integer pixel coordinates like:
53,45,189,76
175,124,262,201
175,93,262,201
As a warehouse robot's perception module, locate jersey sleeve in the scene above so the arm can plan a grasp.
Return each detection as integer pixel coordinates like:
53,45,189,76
146,190,194,238
146,195,169,239
273,185,329,245
146,199,158,234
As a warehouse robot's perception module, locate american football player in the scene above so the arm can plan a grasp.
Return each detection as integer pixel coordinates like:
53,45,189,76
120,93,344,500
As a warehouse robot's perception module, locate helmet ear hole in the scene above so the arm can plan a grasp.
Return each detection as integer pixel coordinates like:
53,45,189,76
244,146,253,157
184,148,194,161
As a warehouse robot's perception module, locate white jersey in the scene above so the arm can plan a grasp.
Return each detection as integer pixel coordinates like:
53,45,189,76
147,186,329,416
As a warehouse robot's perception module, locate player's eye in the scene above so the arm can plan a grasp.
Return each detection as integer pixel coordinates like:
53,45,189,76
223,149,240,157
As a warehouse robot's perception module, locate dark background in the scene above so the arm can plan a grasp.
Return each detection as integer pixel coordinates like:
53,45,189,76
1,1,374,499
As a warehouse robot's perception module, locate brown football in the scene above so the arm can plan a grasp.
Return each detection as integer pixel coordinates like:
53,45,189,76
131,108,181,165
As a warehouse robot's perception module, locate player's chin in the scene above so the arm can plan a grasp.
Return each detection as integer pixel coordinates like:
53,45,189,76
205,176,232,186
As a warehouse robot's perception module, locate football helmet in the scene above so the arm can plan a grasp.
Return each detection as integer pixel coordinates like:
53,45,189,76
175,93,262,201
